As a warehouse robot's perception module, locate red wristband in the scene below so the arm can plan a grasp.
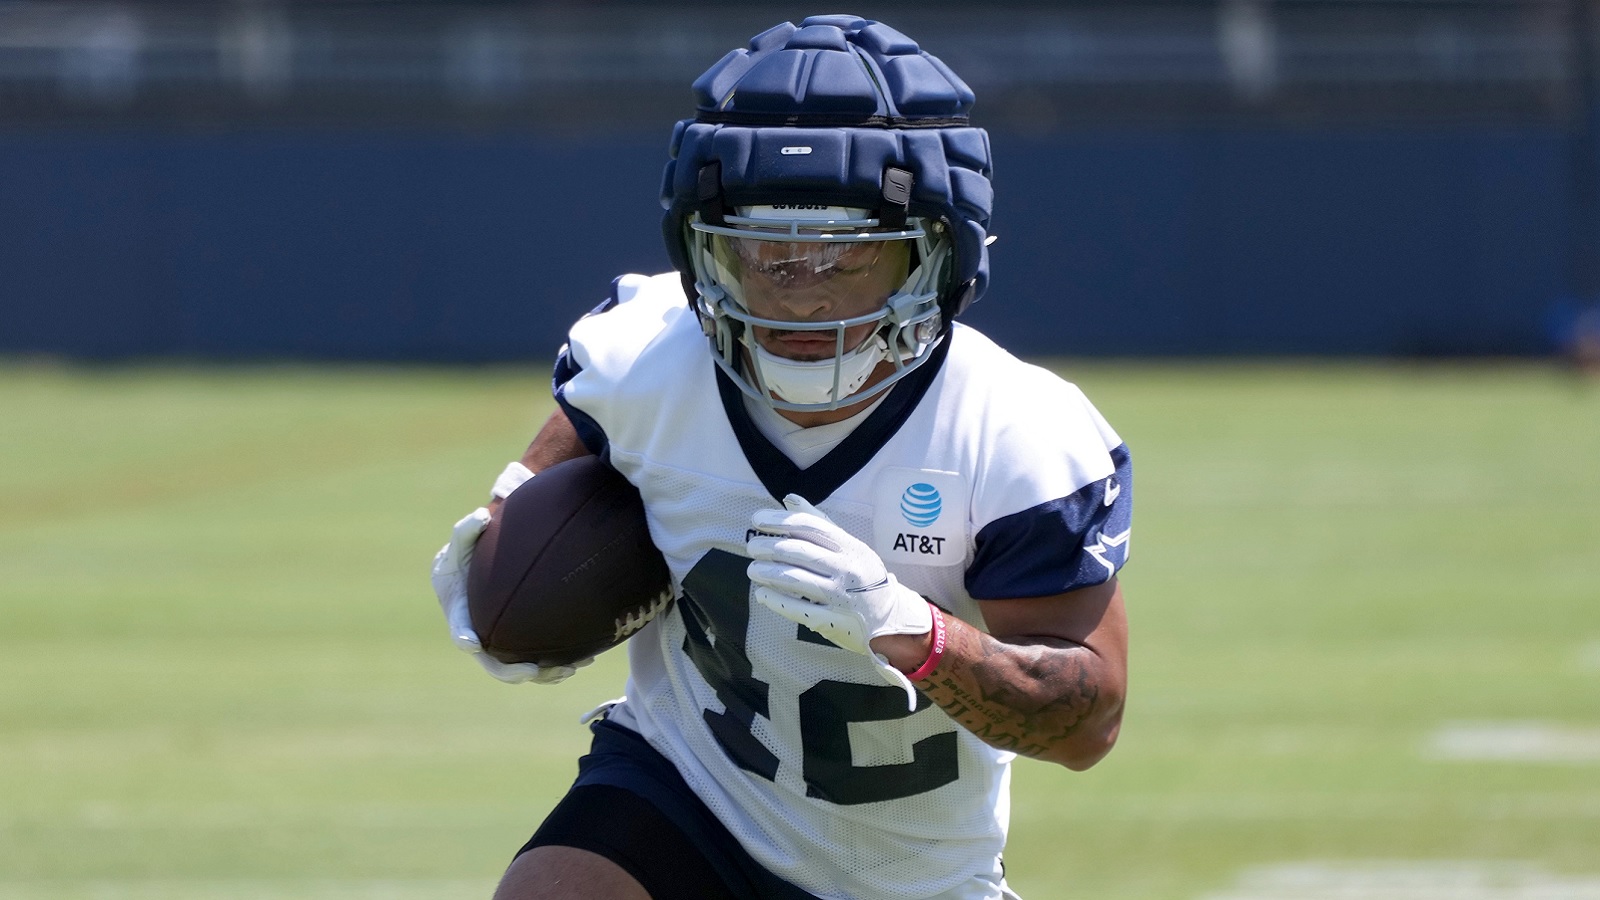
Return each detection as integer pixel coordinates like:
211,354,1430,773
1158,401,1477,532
906,604,947,682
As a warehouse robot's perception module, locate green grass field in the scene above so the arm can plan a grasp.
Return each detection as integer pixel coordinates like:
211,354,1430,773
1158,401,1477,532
2,360,1597,899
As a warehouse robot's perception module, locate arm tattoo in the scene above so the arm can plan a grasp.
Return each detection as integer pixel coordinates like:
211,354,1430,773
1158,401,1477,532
914,615,1105,762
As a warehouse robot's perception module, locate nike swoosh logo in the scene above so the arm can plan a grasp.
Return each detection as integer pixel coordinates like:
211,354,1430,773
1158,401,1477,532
1103,478,1120,507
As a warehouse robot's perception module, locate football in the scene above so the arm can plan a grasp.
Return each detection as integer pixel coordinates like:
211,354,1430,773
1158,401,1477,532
467,455,672,667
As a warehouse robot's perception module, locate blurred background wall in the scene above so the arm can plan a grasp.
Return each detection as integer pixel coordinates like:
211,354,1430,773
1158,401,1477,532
2,0,1597,360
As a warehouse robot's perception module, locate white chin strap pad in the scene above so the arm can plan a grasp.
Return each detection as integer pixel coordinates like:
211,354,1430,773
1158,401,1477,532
753,336,885,405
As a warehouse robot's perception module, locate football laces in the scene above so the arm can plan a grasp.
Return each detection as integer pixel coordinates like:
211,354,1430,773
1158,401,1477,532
613,588,674,641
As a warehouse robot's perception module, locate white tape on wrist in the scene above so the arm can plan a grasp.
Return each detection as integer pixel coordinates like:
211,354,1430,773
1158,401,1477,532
491,461,535,499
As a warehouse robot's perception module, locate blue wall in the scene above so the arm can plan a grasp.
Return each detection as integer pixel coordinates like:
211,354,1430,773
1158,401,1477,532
980,127,1567,356
0,125,1570,360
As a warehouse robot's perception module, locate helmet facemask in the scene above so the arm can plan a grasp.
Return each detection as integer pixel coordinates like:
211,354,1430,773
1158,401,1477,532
687,205,952,413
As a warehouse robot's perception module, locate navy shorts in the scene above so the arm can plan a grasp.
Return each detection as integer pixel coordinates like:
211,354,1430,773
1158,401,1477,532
518,719,818,900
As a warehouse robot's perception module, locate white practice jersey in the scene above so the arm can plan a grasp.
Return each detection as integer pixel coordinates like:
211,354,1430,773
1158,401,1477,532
553,273,1133,900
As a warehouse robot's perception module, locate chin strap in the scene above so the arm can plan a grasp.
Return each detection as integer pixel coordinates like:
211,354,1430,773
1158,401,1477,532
752,335,887,405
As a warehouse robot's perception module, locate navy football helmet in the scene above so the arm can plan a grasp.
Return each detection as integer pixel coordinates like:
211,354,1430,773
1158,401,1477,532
661,15,995,412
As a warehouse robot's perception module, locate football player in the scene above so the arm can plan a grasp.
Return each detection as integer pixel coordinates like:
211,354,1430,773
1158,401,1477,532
431,15,1132,900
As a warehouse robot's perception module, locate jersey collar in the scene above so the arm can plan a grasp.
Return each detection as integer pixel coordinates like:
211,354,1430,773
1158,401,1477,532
715,333,952,506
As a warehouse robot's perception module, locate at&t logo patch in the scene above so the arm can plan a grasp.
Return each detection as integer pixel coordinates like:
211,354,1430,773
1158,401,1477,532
874,468,966,567
900,483,942,527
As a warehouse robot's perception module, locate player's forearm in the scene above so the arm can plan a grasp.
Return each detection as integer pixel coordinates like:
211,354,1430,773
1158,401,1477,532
519,408,591,474
912,615,1124,770
487,409,592,516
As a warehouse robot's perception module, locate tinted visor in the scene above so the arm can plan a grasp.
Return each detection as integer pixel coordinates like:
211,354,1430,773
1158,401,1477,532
707,235,913,320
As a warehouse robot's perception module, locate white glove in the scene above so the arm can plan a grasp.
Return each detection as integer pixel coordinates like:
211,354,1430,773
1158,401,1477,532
746,494,932,710
429,462,590,685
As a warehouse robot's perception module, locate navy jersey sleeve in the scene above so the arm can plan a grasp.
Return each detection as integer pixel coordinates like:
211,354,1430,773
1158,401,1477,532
552,349,611,460
966,443,1132,599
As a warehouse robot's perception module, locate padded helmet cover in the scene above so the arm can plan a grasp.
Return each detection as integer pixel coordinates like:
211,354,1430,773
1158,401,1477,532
661,15,994,321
